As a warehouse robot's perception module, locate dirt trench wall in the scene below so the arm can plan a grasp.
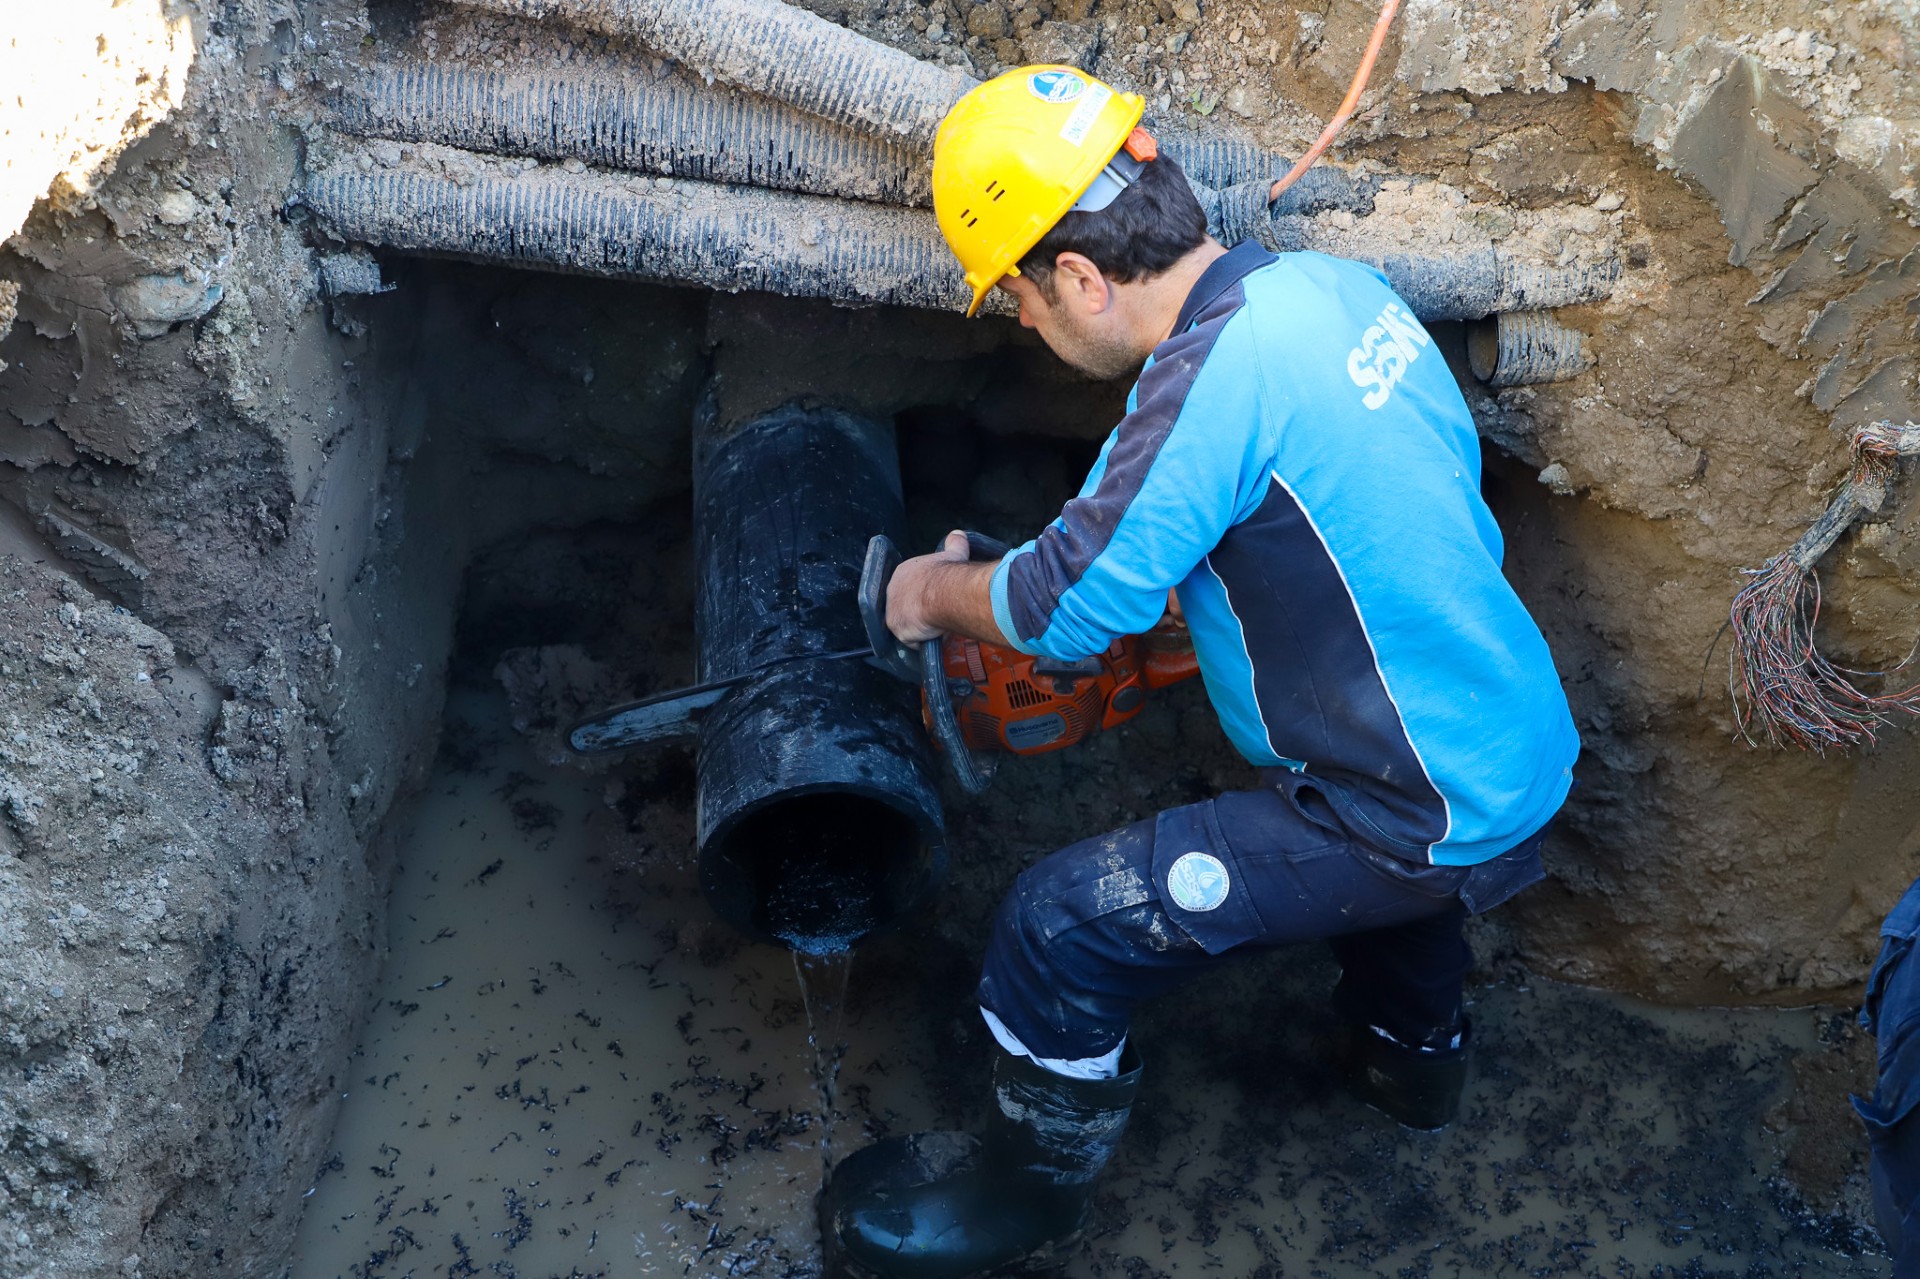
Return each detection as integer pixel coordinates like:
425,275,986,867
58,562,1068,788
1365,11,1920,1001
0,3,473,1274
1,0,1918,1274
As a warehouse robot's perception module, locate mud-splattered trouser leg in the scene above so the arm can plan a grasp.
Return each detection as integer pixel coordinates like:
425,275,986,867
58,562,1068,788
976,785,1546,1076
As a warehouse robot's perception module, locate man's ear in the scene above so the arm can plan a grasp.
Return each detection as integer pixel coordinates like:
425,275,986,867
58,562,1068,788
1051,252,1112,316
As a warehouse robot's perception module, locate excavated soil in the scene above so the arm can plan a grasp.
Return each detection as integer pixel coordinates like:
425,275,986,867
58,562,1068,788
4,0,1920,1274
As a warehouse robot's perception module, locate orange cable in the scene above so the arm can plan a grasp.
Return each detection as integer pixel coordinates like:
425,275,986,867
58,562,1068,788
1267,0,1402,204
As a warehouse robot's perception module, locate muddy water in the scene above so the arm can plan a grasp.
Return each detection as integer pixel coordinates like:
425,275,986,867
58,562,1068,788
1097,982,1887,1276
292,686,1888,1277
288,687,886,1278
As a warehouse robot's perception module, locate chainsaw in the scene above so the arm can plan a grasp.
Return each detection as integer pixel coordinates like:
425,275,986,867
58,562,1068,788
567,533,1199,793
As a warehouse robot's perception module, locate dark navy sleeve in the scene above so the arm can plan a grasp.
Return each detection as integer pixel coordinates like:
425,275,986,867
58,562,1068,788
989,312,1267,660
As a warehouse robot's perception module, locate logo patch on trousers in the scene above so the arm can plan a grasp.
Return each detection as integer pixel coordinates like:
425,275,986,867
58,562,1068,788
1166,852,1230,913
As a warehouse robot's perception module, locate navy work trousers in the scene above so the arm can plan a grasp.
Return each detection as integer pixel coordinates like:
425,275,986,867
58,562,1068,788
976,779,1547,1064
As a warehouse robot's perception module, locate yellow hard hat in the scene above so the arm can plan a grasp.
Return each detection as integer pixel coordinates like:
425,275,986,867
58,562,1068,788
933,66,1149,317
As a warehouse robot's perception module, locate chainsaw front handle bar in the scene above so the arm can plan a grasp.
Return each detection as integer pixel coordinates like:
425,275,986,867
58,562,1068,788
860,531,1007,794
921,533,1006,795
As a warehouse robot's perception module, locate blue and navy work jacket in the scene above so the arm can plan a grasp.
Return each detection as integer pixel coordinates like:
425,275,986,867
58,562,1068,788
988,242,1580,866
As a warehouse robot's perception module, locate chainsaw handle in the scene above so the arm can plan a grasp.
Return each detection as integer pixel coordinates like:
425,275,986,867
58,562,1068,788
860,535,920,683
959,531,1009,561
921,532,1006,795
922,634,997,794
861,531,1006,794
860,532,1010,683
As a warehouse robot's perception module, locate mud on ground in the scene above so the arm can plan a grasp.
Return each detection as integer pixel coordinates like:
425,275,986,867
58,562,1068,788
292,665,1890,1276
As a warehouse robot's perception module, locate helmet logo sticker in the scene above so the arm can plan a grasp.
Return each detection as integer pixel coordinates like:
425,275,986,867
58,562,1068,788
1166,851,1230,913
1028,70,1086,103
1058,82,1114,147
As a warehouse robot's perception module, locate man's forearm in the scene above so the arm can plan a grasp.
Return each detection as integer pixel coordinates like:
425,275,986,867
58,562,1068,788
917,559,1005,645
885,532,1012,646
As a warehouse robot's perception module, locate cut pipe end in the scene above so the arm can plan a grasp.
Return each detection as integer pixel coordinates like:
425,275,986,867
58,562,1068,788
1468,309,1594,388
700,787,945,953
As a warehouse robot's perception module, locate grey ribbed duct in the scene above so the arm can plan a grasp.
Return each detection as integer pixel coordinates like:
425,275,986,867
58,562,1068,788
1154,129,1359,206
1206,182,1621,317
302,142,985,312
301,139,1617,323
443,0,1370,207
1468,310,1595,387
327,60,1382,218
451,0,974,147
332,62,934,206
1339,251,1618,319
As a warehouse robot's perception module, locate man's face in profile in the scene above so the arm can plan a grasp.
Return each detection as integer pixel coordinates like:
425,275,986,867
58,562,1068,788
997,265,1142,383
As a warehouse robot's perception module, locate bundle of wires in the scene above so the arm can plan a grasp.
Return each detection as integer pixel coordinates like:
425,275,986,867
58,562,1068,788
1729,420,1920,750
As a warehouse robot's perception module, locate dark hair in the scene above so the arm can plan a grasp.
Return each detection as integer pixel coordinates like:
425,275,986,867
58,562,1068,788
1017,152,1209,295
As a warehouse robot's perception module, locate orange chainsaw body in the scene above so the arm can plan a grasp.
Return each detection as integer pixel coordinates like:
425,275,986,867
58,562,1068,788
926,617,1200,756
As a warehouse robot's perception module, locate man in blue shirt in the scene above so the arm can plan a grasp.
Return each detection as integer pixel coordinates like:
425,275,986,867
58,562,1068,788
822,66,1579,1279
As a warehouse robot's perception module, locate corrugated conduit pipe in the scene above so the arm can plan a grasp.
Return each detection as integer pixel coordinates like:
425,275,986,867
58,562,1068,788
310,4,1611,336
1156,129,1374,213
428,0,1586,314
327,61,1382,217
1467,310,1594,387
332,61,935,206
301,137,1613,326
450,0,975,148
1204,179,1621,319
302,139,994,312
443,0,1382,212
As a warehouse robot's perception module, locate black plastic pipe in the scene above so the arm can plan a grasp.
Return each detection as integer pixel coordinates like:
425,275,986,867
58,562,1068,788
692,404,945,952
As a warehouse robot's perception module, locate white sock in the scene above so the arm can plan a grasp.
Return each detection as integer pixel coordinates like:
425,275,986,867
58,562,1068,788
979,1006,1125,1080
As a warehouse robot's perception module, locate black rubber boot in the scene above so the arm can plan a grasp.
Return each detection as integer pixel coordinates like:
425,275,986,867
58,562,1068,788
821,1043,1141,1279
1339,1017,1471,1131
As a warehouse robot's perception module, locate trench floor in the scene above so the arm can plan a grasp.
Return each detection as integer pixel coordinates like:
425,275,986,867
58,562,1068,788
288,687,1890,1278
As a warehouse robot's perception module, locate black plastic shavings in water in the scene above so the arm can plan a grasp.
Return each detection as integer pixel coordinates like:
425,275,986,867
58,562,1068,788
494,1187,532,1249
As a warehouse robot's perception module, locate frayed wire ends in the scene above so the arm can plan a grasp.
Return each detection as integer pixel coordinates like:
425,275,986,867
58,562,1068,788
1729,420,1920,751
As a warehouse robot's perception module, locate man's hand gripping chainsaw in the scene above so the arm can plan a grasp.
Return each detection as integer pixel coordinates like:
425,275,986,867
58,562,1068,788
860,533,1198,794
567,533,1197,794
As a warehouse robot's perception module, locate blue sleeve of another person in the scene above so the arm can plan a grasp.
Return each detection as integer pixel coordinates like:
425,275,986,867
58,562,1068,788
990,314,1267,660
1858,875,1920,1265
